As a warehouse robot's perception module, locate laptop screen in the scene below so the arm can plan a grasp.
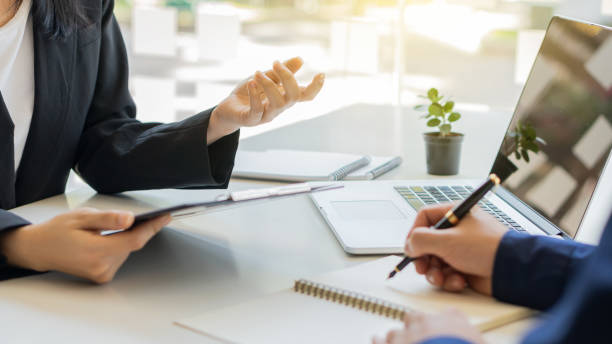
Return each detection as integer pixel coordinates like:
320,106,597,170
491,17,612,238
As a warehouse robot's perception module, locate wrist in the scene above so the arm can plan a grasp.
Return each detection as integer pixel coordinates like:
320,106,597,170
208,108,239,145
0,225,46,272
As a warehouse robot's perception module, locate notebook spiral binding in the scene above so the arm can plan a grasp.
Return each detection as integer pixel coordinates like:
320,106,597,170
293,279,409,321
328,156,371,181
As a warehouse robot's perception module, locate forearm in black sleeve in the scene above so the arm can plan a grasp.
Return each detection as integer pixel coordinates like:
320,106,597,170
0,210,39,280
492,231,594,310
74,0,239,194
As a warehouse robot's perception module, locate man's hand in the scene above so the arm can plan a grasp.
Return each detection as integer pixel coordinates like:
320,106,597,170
0,208,171,283
373,309,484,344
405,204,508,295
206,56,325,144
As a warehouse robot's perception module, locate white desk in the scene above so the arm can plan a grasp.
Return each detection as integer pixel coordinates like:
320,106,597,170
0,104,533,343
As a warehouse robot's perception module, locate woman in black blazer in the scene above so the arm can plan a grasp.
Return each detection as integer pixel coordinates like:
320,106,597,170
0,0,324,282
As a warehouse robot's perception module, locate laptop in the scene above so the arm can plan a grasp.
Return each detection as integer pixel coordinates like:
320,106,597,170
312,16,612,254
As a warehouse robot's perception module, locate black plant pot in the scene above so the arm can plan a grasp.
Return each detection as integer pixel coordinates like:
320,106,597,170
423,132,464,175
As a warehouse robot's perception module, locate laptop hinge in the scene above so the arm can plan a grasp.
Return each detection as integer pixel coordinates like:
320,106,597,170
493,186,563,236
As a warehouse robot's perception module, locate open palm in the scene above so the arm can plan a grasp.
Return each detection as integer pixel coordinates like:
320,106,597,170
209,57,325,142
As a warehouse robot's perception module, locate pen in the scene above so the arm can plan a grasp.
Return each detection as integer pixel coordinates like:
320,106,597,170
387,173,501,279
367,157,403,180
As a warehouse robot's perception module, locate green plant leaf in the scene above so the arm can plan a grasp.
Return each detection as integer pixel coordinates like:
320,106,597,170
524,141,539,153
414,104,425,110
427,118,441,127
429,103,444,117
444,101,455,113
521,149,530,162
427,88,439,102
448,112,461,122
440,124,451,135
524,125,536,140
514,150,521,160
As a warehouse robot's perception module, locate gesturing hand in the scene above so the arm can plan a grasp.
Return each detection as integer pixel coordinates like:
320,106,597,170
207,56,325,144
0,208,171,283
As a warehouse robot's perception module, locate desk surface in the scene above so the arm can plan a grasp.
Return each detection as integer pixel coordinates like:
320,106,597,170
0,104,532,343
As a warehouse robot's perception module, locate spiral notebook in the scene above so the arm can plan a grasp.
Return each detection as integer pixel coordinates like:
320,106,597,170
233,150,402,182
175,256,532,344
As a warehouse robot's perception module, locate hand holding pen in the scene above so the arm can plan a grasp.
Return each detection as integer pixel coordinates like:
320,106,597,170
388,174,501,280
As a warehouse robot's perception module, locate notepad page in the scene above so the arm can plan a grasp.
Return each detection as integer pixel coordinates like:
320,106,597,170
176,256,533,343
176,290,399,344
233,150,367,181
309,256,533,332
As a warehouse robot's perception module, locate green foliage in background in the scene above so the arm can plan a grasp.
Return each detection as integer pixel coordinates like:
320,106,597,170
508,121,545,163
414,88,461,137
166,0,193,11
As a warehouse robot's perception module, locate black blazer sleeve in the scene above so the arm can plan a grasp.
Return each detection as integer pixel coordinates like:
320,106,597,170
1,0,239,279
74,0,239,194
0,210,40,279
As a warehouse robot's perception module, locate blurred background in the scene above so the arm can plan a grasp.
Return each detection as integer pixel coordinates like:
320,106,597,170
67,0,612,189
116,0,611,137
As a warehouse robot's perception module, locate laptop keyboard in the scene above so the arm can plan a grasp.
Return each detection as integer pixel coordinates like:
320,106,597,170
394,185,526,232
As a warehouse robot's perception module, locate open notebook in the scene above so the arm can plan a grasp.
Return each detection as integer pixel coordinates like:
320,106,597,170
176,256,532,344
233,150,402,181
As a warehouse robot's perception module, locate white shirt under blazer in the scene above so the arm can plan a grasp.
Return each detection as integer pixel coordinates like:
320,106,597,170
0,0,34,172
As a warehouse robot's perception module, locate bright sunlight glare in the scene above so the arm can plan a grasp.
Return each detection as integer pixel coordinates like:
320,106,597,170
403,1,519,53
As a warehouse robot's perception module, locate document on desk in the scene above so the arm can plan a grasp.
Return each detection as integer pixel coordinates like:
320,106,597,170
233,150,402,182
175,256,532,344
122,183,342,229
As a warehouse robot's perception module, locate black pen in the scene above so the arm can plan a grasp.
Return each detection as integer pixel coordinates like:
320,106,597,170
387,173,501,279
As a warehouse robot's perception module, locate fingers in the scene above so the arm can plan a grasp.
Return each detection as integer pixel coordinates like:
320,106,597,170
425,259,445,287
255,71,284,109
299,73,325,101
443,272,467,292
403,311,425,328
247,80,264,121
265,56,304,84
87,215,169,284
284,56,304,73
273,60,300,103
385,329,404,344
410,204,454,231
421,258,467,292
414,255,430,274
405,226,450,258
70,208,134,231
423,256,443,287
106,215,171,252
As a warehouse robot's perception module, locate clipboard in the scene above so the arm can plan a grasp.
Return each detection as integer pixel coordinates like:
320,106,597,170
129,183,343,228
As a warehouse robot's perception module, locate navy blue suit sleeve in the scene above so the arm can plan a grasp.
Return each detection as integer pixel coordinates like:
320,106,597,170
520,216,612,343
492,231,594,310
419,337,472,344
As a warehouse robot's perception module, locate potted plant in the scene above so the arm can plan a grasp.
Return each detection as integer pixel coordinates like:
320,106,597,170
491,121,546,181
414,88,463,175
